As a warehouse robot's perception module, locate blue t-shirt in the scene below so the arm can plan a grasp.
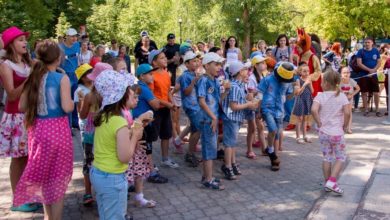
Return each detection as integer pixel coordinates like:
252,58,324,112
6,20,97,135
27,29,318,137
60,42,80,84
357,48,380,76
133,81,155,118
179,70,200,113
258,74,291,118
197,75,220,122
222,79,247,122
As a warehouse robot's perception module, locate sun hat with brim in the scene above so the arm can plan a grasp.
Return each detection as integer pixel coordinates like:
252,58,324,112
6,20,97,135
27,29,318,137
229,61,249,77
251,55,268,66
1,26,29,49
88,62,113,81
202,52,225,65
94,70,131,109
136,64,156,77
148,49,163,65
183,51,200,63
75,63,93,81
274,62,295,83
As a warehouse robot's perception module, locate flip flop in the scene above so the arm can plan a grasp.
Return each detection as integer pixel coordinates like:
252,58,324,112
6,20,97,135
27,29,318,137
11,203,39,212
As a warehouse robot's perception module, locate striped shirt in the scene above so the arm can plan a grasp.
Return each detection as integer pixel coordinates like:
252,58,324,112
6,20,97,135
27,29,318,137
222,79,247,122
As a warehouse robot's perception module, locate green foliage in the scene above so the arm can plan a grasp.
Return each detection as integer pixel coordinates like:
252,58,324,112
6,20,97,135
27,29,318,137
55,12,71,38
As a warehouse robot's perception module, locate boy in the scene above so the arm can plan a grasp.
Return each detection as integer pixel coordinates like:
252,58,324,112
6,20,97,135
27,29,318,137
258,62,295,171
197,52,225,190
179,51,202,167
133,64,168,183
148,49,179,168
221,61,258,180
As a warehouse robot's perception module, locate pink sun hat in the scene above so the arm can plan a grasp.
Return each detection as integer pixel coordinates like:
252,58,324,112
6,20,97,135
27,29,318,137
1,26,29,49
88,62,113,81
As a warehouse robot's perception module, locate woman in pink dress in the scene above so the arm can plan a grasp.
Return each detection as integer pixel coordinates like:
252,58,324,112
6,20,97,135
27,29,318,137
14,39,74,219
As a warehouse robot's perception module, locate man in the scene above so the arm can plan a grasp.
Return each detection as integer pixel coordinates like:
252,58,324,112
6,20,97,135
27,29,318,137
164,33,180,85
60,28,80,128
357,37,382,116
108,39,119,57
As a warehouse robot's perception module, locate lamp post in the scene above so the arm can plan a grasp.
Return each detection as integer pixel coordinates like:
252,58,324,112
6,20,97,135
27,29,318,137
236,18,240,37
178,18,183,44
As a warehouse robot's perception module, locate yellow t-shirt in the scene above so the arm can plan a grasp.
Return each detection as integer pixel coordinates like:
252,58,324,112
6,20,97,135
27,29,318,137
93,115,128,173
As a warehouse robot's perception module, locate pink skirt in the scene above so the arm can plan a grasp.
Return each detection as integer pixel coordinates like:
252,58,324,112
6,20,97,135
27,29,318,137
13,116,73,206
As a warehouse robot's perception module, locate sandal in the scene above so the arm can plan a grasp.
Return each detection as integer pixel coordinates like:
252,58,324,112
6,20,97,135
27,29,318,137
364,111,370,117
346,130,353,134
325,180,344,195
202,179,225,190
83,194,94,206
376,112,382,117
246,151,256,159
134,199,156,208
296,138,305,144
11,203,40,212
303,137,312,143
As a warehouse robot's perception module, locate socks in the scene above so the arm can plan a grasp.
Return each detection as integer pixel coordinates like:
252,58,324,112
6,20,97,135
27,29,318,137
328,177,337,182
174,137,182,145
135,193,148,205
267,146,274,154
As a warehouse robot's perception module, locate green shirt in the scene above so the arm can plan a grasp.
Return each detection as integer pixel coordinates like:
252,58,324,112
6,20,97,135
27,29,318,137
93,115,128,173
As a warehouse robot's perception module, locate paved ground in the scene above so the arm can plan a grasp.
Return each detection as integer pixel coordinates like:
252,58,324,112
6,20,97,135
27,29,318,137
0,104,389,220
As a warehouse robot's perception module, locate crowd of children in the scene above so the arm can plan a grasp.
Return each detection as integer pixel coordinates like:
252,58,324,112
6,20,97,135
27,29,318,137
0,25,386,219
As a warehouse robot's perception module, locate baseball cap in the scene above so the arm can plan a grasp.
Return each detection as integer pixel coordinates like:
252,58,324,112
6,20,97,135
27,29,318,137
167,33,175,40
136,64,155,77
65,28,78,36
179,42,193,55
183,51,200,62
148,49,163,64
202,52,225,65
140,30,149,37
229,61,249,76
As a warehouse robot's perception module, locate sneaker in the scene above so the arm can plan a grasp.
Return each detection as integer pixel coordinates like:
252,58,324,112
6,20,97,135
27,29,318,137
284,124,295,131
217,149,225,160
83,194,94,206
161,159,179,168
147,173,168,184
172,140,184,154
232,163,242,175
185,153,199,167
221,165,237,180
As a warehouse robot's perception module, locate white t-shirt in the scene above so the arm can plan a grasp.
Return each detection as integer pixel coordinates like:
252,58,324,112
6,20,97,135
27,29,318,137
79,50,93,65
313,91,349,136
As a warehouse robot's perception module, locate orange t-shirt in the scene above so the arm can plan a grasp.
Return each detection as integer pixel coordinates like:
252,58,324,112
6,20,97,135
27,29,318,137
149,69,171,104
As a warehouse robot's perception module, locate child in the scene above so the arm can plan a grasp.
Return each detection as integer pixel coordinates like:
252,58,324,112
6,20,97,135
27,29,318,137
15,40,73,218
197,52,225,190
258,62,295,171
0,27,38,212
246,55,268,158
339,66,360,134
78,62,112,206
293,62,314,144
133,64,168,184
179,51,202,167
91,71,147,219
109,57,136,85
148,49,179,168
311,70,351,195
221,61,258,180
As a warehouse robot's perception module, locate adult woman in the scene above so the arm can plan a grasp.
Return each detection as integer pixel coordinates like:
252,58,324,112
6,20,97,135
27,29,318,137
135,36,157,66
118,45,131,73
224,36,243,64
323,42,342,72
79,41,93,65
271,34,293,63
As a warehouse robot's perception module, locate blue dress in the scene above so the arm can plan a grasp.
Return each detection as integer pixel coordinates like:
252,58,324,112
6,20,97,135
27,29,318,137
293,79,313,116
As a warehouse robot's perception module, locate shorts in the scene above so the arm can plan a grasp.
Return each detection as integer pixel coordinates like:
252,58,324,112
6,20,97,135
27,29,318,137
172,93,182,107
152,107,172,140
245,110,255,121
199,121,218,160
222,119,241,148
82,143,94,175
262,112,283,140
142,124,157,155
185,110,201,132
358,76,379,93
318,131,346,162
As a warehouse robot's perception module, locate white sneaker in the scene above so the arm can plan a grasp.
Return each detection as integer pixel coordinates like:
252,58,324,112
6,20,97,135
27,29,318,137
161,159,179,168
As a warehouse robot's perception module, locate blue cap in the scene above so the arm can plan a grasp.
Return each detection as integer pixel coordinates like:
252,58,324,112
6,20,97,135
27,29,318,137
136,64,154,77
148,49,163,65
179,42,193,55
250,51,261,59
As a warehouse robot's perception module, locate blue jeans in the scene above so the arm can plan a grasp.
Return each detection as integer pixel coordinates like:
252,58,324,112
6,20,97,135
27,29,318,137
262,112,283,140
200,121,218,160
222,119,241,148
90,167,128,220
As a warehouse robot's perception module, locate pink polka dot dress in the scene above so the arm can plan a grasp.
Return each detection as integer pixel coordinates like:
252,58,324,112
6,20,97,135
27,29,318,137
13,72,73,206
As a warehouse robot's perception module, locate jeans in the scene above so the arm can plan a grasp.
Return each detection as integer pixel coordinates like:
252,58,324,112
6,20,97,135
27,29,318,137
90,167,128,220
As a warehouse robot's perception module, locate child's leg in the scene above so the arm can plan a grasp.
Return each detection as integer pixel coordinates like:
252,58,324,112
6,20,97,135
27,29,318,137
302,117,307,139
135,176,143,194
175,125,190,145
171,107,181,139
348,104,353,132
256,118,267,152
224,148,233,168
203,160,213,181
188,131,200,154
246,119,255,153
330,135,347,179
295,116,303,139
82,143,94,196
319,132,333,181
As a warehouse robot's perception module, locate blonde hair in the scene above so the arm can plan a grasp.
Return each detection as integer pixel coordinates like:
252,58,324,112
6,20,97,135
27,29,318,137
322,69,341,96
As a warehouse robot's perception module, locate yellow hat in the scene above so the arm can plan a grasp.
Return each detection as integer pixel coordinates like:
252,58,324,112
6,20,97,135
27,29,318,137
75,64,93,80
251,55,268,66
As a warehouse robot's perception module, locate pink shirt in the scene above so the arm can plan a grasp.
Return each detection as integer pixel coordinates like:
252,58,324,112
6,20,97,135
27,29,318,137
313,91,349,136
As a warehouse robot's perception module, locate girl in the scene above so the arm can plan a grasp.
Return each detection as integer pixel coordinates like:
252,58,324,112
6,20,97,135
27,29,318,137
89,44,105,67
78,62,112,206
311,70,351,195
224,36,243,64
0,26,38,212
118,45,131,73
271,34,293,63
293,62,314,144
79,41,93,65
246,55,268,159
256,40,267,56
91,70,149,219
15,39,73,218
339,66,360,134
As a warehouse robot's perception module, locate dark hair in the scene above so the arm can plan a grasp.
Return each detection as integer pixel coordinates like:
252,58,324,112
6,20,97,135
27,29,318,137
208,47,221,53
81,35,89,40
107,57,124,70
23,40,61,127
275,34,289,47
197,41,205,46
5,37,32,66
252,68,261,83
364,36,375,44
224,36,239,58
111,39,117,44
298,61,308,67
78,69,93,85
266,48,272,53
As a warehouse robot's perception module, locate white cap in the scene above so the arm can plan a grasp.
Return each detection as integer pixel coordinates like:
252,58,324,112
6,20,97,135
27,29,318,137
202,52,225,65
66,28,78,36
229,61,248,76
183,51,199,62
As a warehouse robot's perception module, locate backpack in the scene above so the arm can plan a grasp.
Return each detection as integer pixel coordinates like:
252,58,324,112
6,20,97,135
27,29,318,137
349,50,364,73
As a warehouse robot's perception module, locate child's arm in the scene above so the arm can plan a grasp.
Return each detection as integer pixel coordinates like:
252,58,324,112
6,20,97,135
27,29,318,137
311,101,321,128
230,101,257,111
183,76,199,96
79,93,92,119
342,104,351,132
350,83,360,99
172,81,180,94
220,81,231,102
199,97,218,132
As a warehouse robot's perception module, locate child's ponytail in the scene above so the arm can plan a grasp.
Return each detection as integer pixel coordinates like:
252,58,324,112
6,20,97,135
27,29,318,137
322,68,341,97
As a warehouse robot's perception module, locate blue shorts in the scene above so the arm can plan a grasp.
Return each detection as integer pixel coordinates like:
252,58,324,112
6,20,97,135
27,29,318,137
222,119,241,148
185,110,201,133
245,110,255,121
262,113,283,140
199,121,218,160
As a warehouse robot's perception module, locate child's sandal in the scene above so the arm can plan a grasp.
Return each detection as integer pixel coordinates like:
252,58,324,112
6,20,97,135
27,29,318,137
134,199,156,208
246,151,256,159
296,138,305,144
303,137,312,143
202,179,225,190
325,181,344,195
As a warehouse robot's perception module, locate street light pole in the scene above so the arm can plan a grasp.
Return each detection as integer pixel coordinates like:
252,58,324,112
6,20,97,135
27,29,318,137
178,18,183,44
236,18,240,37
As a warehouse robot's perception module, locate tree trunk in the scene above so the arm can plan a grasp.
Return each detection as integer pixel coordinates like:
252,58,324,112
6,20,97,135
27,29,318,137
242,3,251,60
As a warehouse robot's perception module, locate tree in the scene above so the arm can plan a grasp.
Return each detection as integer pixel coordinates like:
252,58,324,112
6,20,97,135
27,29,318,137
55,12,71,38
